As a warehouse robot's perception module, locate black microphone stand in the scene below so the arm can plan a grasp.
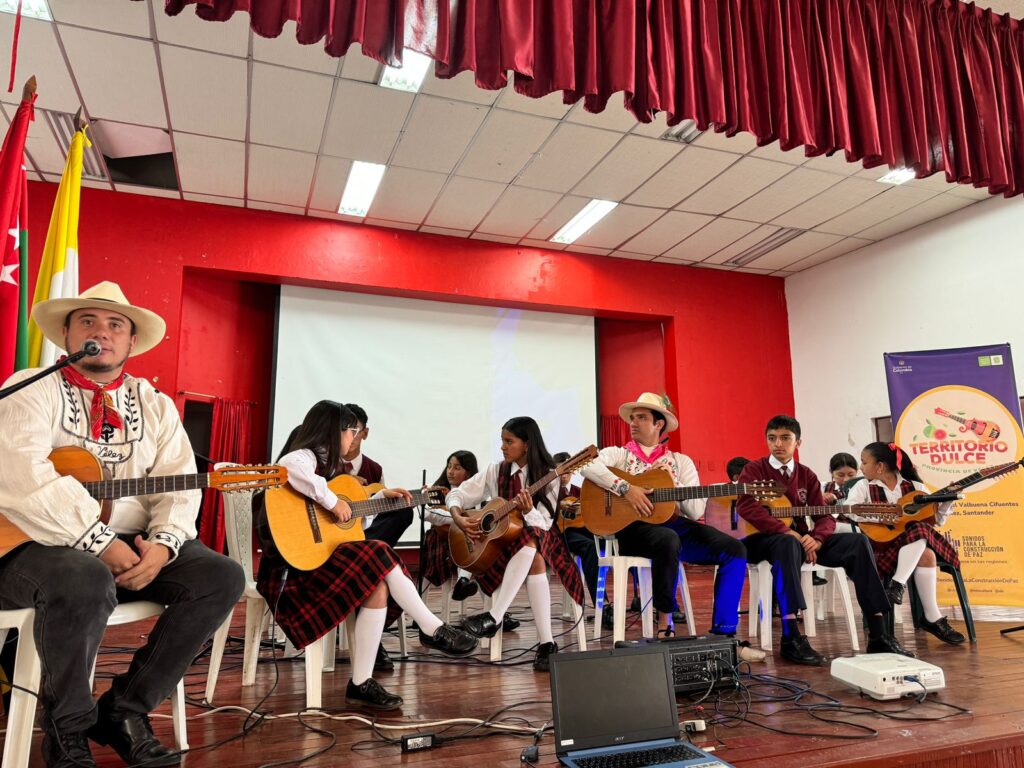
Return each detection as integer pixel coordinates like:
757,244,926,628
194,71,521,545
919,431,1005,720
417,468,427,595
0,346,98,401
1001,625,1024,636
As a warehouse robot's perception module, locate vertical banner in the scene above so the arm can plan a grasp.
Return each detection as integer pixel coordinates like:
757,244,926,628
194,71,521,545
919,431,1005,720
884,344,1024,609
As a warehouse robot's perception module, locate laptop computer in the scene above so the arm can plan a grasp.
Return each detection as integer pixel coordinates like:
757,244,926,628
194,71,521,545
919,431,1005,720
549,644,734,768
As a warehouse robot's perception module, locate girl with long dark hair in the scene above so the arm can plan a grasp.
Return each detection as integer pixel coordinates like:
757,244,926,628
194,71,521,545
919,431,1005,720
422,451,481,600
447,417,586,671
256,401,478,711
844,442,964,645
824,451,860,534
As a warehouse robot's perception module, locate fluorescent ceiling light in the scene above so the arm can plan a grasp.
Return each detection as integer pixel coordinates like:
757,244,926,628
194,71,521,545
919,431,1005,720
379,50,432,93
551,199,618,244
878,167,916,185
724,227,804,267
660,119,704,144
0,0,50,20
338,161,386,217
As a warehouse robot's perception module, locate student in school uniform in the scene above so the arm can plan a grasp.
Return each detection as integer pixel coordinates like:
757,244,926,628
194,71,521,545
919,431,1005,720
823,452,860,535
447,417,586,671
422,450,481,601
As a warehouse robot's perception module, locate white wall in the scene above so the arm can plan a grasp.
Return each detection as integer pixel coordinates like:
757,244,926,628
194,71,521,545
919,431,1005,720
786,196,1024,476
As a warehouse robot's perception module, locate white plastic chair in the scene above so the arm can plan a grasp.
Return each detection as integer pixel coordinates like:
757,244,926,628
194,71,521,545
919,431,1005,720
594,536,655,643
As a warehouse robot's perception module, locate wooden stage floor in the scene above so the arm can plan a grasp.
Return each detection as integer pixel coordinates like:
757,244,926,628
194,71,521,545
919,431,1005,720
8,566,1024,767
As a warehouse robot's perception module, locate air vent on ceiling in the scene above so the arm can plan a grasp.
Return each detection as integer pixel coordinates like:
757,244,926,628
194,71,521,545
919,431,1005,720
723,227,805,267
41,109,108,180
659,119,704,144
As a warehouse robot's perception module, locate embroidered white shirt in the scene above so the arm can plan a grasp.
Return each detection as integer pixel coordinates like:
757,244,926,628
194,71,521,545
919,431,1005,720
580,445,705,521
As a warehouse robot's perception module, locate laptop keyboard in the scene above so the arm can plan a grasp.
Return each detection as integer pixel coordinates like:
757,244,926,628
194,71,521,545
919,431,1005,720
575,743,707,768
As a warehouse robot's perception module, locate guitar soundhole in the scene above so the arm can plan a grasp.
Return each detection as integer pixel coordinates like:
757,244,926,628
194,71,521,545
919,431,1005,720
480,512,496,535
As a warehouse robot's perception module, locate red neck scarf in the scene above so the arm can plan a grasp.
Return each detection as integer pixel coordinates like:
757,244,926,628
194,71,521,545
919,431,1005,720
60,362,126,439
623,440,670,465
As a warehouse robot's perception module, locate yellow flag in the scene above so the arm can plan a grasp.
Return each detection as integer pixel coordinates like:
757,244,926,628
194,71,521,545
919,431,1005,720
26,127,89,367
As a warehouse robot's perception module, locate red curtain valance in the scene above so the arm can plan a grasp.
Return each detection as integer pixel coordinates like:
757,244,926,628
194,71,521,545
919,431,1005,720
159,0,1024,196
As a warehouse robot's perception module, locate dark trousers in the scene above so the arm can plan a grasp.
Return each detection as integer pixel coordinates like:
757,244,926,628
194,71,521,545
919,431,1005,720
562,528,599,605
664,518,747,635
365,509,414,548
615,521,681,614
0,537,244,733
743,531,889,619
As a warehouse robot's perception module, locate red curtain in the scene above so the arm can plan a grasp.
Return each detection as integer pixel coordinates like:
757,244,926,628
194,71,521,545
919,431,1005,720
157,0,1024,195
198,398,254,552
600,414,630,449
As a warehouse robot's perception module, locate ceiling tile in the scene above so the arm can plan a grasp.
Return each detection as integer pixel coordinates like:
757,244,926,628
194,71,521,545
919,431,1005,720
516,123,620,193
160,46,247,139
661,217,759,261
771,176,886,230
814,186,939,236
340,51,381,83
573,135,680,201
854,194,976,241
0,17,79,113
573,204,663,249
630,111,670,139
945,183,995,200
690,128,758,154
308,155,352,211
252,20,339,74
391,96,488,173
174,133,245,197
470,232,520,244
247,144,317,206
747,141,809,166
526,194,590,240
566,100,639,133
495,88,572,119
743,231,843,271
152,5,250,56
307,209,363,223
366,166,447,224
784,237,872,272
363,217,418,231
727,168,840,222
626,146,738,208
477,187,561,237
59,27,166,126
610,251,658,261
247,200,306,216
854,164,892,181
420,225,471,238
321,79,413,163
250,63,333,152
183,192,243,208
423,177,505,230
619,211,714,255
113,183,180,199
421,69,501,105
22,113,67,174
457,110,556,183
566,245,612,256
703,224,781,264
676,157,791,215
51,0,150,37
803,152,867,176
520,237,567,251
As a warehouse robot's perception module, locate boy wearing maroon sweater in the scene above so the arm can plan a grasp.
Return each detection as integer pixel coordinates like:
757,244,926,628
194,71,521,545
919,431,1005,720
737,415,909,665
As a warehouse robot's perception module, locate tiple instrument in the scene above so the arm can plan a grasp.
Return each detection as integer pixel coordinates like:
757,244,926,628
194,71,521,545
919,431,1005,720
743,496,902,536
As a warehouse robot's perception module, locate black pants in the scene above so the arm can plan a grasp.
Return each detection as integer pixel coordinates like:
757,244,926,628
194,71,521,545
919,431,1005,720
562,528,599,605
364,508,414,548
743,531,889,618
615,522,681,614
0,537,244,733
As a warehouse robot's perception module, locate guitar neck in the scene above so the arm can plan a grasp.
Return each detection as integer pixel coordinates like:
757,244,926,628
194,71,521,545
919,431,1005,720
348,489,432,519
82,474,210,500
767,505,840,518
944,459,1022,493
647,483,747,503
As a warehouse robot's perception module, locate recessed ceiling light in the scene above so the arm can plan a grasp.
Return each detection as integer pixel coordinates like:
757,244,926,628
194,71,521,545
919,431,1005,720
379,50,432,93
0,0,50,20
878,168,916,185
338,161,386,217
659,119,704,144
551,199,617,244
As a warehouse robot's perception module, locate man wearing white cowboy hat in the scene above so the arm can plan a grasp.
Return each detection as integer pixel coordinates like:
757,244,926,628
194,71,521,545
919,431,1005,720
580,392,761,660
0,282,245,768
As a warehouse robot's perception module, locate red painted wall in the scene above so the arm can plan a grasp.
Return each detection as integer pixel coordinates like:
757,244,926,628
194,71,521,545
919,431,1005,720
597,318,666,415
24,181,794,473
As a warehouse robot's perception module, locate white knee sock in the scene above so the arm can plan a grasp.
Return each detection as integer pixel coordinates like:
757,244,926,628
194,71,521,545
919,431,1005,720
383,567,443,635
352,607,386,685
527,574,554,644
913,566,943,622
457,568,472,579
488,546,537,620
892,539,927,585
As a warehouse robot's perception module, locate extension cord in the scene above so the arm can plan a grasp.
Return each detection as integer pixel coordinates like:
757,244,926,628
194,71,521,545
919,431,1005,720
682,719,706,733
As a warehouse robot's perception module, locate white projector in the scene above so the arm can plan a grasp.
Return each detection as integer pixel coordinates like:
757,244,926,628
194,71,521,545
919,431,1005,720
830,653,945,700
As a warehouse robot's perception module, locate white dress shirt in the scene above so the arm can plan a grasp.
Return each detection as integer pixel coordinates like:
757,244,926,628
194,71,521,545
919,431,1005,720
280,448,386,513
445,461,558,531
844,475,953,526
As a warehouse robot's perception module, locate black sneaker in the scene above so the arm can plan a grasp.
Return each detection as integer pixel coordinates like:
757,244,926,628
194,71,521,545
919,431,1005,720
779,633,826,666
866,632,916,657
630,595,641,612
345,678,403,711
43,727,97,768
534,641,558,672
601,604,615,631
885,579,906,606
919,616,966,645
374,643,395,672
452,576,479,602
419,623,479,656
502,613,521,632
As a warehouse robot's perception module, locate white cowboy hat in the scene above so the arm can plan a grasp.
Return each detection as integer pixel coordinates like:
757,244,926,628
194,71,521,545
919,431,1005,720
618,392,679,433
31,281,166,356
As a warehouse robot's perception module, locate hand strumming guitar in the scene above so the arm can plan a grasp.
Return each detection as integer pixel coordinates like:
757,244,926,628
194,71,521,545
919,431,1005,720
331,498,354,522
625,485,655,517
450,506,482,541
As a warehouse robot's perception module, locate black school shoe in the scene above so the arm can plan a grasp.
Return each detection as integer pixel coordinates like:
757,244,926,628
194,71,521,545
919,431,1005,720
534,641,558,672
779,633,826,666
87,708,180,767
919,617,966,645
502,613,521,632
345,678,403,711
462,611,499,638
374,643,395,672
452,576,479,601
419,623,479,656
885,579,906,606
866,633,916,657
44,727,97,768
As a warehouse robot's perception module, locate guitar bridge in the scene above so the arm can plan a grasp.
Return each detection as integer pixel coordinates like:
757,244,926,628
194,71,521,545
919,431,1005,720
305,499,323,544
604,491,612,518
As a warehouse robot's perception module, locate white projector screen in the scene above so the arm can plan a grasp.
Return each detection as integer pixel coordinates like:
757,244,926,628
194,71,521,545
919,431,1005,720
272,286,598,544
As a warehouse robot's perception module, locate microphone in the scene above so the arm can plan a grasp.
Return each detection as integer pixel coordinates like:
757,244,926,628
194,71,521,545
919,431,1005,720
0,340,105,401
914,492,963,504
81,340,102,357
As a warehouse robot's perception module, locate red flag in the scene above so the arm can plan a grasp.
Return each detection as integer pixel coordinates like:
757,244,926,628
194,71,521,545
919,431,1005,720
0,79,34,380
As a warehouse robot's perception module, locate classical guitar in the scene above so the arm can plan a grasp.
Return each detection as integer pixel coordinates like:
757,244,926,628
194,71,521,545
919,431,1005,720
580,467,784,536
448,446,599,574
933,408,1001,442
858,458,1023,544
264,477,444,570
743,496,902,536
557,496,584,533
0,446,287,558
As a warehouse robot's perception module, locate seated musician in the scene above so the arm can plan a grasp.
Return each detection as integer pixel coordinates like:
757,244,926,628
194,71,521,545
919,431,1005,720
447,417,586,671
823,452,860,535
737,415,909,665
0,282,245,768
844,443,964,645
422,450,481,601
256,401,477,711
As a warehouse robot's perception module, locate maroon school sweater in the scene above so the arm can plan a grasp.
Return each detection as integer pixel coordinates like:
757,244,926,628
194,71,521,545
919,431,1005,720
736,457,834,542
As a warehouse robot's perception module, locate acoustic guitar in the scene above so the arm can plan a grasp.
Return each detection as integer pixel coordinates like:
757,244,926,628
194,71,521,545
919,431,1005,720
557,496,584,533
0,446,287,558
448,446,599,574
858,458,1023,544
933,408,1000,443
264,477,444,570
744,497,902,536
580,467,784,536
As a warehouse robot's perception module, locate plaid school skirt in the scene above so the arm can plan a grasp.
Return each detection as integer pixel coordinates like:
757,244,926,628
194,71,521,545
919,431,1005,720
256,539,410,649
872,522,960,579
422,524,458,587
474,525,587,608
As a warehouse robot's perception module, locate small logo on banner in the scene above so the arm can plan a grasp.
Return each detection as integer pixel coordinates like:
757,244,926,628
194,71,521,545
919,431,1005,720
979,355,1005,367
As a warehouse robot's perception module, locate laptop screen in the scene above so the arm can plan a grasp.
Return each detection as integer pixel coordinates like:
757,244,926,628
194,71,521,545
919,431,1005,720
550,645,680,754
